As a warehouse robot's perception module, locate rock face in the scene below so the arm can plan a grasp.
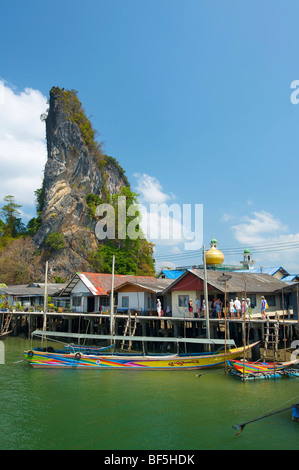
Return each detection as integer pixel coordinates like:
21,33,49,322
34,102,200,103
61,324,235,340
33,87,128,277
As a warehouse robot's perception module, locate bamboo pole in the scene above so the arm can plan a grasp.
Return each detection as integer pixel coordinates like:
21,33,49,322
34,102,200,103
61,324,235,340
110,255,115,337
243,281,247,382
224,280,227,374
233,404,299,435
217,273,231,374
203,245,210,345
41,261,48,344
282,288,287,361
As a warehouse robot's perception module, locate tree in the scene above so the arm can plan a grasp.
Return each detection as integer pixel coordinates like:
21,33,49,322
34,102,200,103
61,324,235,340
0,195,24,238
89,187,155,275
45,232,65,253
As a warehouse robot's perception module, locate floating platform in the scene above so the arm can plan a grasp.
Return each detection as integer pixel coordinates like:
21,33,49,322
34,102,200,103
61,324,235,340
228,369,284,380
228,367,299,381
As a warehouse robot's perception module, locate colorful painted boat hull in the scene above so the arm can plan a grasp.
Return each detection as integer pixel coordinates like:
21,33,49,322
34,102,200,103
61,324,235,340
24,343,258,370
227,359,297,374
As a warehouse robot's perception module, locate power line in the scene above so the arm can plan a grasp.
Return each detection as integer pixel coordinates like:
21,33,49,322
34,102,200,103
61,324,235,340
153,239,299,262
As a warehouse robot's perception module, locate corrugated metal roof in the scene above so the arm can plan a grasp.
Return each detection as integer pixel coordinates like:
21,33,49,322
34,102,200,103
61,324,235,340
160,270,185,279
113,278,173,293
235,267,289,276
0,283,66,297
162,269,288,294
281,275,299,282
61,273,172,296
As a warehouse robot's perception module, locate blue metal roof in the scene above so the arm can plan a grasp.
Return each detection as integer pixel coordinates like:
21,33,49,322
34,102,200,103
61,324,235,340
234,267,289,276
281,275,299,282
159,270,185,279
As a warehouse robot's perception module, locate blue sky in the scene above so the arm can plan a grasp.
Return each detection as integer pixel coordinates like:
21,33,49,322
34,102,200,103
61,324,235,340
1,0,299,272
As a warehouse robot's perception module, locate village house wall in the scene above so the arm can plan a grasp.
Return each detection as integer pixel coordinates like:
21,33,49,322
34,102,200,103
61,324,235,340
117,291,146,311
171,290,197,318
70,280,90,312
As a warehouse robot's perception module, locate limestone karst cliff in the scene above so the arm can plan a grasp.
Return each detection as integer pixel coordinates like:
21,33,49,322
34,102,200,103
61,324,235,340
33,87,128,271
30,88,124,275
35,88,127,245
0,87,155,284
32,87,131,277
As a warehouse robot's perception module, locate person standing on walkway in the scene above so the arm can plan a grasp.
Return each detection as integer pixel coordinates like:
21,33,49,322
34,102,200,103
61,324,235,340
229,299,235,318
195,297,201,318
234,297,241,319
241,298,246,317
261,296,267,320
215,298,222,319
202,299,206,318
188,299,193,318
157,298,161,317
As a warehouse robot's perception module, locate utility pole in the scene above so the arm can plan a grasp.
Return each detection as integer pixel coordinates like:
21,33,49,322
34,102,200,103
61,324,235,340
110,255,115,337
42,261,48,344
203,245,210,343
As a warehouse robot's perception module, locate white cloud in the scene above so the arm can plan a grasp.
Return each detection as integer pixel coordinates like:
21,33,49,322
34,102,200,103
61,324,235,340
221,212,236,223
231,210,299,271
138,202,185,245
154,260,177,273
134,173,182,244
231,210,288,245
0,81,47,214
133,173,203,251
134,173,175,204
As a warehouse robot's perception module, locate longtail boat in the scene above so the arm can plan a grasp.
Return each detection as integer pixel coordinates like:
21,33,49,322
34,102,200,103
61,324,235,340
227,359,298,374
24,339,259,370
24,257,259,371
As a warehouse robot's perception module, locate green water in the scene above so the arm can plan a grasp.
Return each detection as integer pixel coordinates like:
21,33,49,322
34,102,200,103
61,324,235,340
0,337,298,450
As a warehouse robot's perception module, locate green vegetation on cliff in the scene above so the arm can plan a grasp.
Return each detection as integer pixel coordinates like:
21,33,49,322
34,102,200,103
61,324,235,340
88,186,155,276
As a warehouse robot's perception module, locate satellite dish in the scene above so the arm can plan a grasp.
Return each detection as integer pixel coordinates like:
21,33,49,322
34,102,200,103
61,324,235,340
217,273,232,282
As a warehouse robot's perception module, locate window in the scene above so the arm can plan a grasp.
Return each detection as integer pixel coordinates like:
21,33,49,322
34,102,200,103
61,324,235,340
266,295,276,307
122,296,129,308
147,294,155,309
178,295,189,307
72,296,81,307
99,296,110,307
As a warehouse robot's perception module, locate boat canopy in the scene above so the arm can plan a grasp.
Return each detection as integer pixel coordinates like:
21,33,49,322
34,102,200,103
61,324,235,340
31,330,236,346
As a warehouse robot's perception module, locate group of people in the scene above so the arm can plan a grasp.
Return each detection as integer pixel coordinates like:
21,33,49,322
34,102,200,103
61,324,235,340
157,295,269,319
188,297,252,319
187,298,206,318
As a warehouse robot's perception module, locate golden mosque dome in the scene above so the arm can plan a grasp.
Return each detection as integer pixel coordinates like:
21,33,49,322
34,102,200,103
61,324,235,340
206,239,224,265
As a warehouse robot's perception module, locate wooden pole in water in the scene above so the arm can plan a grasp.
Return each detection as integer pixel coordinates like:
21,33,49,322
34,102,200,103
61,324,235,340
243,281,247,382
42,261,48,344
233,404,299,435
282,288,287,361
224,280,227,374
217,273,231,374
110,255,115,337
203,245,210,346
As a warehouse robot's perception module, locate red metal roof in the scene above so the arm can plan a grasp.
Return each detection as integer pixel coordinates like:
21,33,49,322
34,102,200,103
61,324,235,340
76,273,161,296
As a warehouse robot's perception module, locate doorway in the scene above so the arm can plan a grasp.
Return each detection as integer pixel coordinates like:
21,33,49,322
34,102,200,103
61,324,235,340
87,296,95,312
